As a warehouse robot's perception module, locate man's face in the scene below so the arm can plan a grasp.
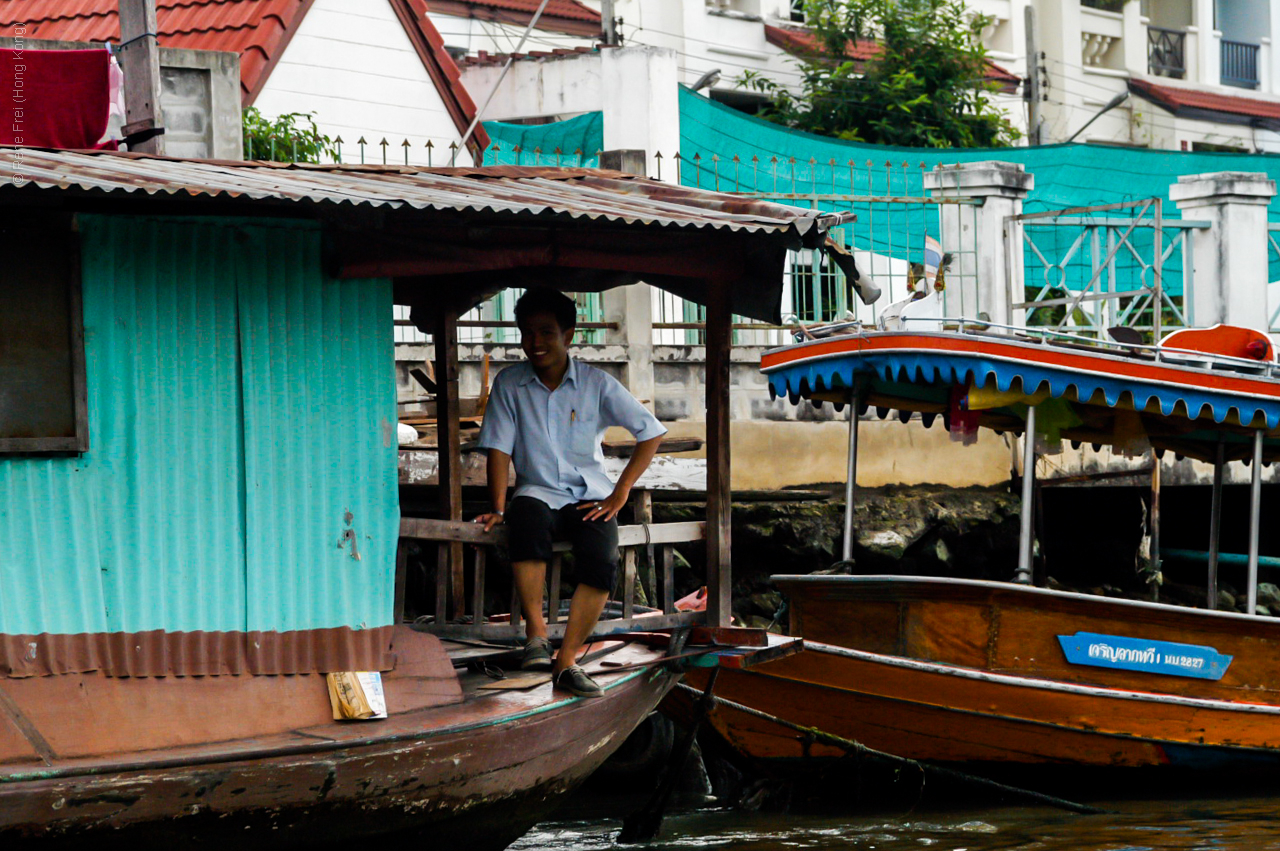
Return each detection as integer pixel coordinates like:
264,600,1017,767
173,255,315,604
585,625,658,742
519,310,574,372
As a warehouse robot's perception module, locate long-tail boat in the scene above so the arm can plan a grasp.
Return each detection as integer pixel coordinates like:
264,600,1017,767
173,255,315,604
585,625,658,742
0,149,826,846
688,320,1280,774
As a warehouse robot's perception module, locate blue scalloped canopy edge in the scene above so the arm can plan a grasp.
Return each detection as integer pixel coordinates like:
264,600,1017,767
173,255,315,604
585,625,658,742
766,352,1280,429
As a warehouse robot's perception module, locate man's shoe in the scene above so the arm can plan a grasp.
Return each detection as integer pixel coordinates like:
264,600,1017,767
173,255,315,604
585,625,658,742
521,636,553,671
553,664,604,698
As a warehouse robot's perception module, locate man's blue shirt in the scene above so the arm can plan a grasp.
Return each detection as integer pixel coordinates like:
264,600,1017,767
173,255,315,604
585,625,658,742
477,358,667,510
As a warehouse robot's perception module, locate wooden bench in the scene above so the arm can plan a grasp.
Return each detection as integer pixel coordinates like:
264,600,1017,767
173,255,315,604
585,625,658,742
397,516,708,640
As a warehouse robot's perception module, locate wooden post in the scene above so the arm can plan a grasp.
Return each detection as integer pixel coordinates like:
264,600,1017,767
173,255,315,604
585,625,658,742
433,306,465,620
117,0,165,154
393,540,409,624
630,489,656,605
705,282,733,627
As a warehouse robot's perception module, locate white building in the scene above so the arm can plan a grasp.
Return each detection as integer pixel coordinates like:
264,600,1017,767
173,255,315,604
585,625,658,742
439,0,1280,153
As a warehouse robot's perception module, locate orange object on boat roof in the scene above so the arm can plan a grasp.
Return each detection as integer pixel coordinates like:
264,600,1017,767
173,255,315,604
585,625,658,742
1161,324,1275,362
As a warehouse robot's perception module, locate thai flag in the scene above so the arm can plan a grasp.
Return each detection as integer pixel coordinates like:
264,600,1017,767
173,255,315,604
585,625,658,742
923,235,943,290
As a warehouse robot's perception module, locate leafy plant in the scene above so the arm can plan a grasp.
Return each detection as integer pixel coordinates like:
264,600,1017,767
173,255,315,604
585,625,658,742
242,107,338,163
740,0,1020,148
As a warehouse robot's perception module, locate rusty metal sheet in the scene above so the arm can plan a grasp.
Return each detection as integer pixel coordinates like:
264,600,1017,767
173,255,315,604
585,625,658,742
0,148,841,242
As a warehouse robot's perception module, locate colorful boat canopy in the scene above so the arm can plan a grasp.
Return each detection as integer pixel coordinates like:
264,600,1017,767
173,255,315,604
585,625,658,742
760,331,1280,463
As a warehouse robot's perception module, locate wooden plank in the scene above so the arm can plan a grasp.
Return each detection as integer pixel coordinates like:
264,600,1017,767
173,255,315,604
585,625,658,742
434,542,448,626
510,572,522,630
477,673,552,690
118,0,165,154
603,437,705,457
705,282,733,628
433,307,465,620
622,549,637,619
617,521,705,547
662,546,675,614
426,610,705,641
471,548,486,625
400,517,705,547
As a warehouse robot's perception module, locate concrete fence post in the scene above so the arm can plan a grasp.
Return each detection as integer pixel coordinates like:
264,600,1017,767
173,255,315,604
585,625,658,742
1169,171,1276,332
599,46,679,408
600,149,657,410
923,161,1033,327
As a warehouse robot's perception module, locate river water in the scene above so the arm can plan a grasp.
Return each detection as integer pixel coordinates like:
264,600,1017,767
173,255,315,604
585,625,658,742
511,797,1280,850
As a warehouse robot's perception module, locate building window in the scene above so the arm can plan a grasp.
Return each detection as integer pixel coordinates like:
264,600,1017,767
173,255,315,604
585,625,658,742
1148,26,1187,79
0,215,88,453
790,0,806,23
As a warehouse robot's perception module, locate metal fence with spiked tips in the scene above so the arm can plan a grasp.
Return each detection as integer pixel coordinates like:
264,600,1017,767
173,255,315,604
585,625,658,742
243,128,599,169
247,129,980,342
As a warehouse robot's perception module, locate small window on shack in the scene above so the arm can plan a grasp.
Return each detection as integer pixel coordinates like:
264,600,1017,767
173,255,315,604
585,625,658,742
0,214,88,453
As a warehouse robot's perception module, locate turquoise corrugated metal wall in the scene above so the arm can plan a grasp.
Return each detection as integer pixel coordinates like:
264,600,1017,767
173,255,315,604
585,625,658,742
0,460,106,636
238,226,399,633
84,217,248,634
0,215,397,638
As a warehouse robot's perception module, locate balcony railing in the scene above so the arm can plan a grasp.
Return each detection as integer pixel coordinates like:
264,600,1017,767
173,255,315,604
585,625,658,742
1148,26,1186,79
1222,39,1260,89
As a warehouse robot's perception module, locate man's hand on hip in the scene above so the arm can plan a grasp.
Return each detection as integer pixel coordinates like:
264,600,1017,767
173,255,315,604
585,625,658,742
578,489,628,522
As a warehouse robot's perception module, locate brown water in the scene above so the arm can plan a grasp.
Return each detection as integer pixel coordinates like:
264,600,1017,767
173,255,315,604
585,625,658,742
511,799,1280,850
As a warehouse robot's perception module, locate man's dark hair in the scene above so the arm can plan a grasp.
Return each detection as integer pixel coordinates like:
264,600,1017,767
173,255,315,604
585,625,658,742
514,288,578,332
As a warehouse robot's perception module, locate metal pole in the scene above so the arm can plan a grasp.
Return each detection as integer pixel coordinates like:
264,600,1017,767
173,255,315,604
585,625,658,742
1152,201,1163,343
1207,439,1225,610
457,0,553,153
1248,429,1264,615
842,395,861,563
1016,406,1037,584
602,0,618,46
1024,6,1042,147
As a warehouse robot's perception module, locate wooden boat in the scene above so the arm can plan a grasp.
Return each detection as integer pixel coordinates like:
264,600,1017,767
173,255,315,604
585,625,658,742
687,324,1280,777
0,628,679,849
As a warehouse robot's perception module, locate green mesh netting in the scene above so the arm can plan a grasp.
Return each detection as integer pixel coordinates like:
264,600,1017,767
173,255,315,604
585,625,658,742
482,112,603,167
679,87,1280,307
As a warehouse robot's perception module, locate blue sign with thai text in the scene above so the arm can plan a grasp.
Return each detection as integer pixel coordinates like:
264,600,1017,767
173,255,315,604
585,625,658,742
1057,632,1232,680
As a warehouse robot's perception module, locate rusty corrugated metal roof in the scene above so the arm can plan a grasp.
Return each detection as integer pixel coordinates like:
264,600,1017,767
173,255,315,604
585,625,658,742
2,148,844,239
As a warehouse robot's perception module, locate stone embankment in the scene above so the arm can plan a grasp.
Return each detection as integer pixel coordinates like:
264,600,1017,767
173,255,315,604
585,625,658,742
655,485,1024,628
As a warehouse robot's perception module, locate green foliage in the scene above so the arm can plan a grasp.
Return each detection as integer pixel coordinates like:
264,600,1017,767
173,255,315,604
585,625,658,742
740,0,1020,148
241,107,337,163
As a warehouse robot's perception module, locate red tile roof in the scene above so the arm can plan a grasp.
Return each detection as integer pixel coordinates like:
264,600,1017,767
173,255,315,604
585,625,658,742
764,24,1021,92
0,0,487,152
0,0,309,104
426,0,600,37
1129,77,1280,128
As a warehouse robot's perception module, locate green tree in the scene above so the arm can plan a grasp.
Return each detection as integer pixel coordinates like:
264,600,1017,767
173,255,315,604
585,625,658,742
741,0,1020,148
241,108,338,162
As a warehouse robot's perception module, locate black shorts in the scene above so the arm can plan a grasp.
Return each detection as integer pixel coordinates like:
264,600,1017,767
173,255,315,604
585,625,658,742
505,495,619,591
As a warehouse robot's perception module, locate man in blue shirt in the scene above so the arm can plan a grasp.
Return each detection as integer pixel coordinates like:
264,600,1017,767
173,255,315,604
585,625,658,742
475,288,667,697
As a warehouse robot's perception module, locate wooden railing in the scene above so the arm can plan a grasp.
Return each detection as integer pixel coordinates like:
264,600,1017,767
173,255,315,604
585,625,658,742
397,516,708,640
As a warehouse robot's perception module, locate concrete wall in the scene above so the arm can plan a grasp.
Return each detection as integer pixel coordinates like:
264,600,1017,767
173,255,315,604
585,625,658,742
0,38,241,159
254,0,475,166
396,343,1015,490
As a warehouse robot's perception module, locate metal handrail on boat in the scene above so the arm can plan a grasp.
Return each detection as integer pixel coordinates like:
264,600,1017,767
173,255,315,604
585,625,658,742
795,315,1280,378
397,516,708,641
